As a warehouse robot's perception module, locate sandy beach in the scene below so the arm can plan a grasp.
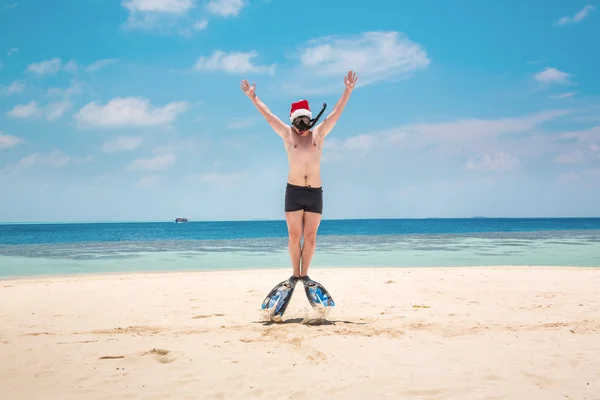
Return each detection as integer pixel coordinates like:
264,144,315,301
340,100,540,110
1,266,599,400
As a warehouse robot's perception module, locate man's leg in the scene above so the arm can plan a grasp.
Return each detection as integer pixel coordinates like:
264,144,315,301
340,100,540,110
300,211,322,277
285,210,304,277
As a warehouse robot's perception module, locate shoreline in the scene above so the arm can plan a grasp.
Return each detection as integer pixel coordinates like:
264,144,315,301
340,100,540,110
2,264,598,282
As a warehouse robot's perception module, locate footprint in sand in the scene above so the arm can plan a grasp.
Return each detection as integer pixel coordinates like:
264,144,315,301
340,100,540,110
57,340,98,345
192,313,225,319
143,348,176,364
521,370,555,388
82,326,165,336
412,305,431,309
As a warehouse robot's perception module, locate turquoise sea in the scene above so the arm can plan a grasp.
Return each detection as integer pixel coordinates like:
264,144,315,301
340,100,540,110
1,218,599,278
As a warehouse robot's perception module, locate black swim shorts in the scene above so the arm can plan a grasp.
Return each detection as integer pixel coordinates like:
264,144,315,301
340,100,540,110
284,183,323,214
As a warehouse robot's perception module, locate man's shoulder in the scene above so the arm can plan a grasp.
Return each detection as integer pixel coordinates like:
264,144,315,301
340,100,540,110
281,126,294,143
311,125,326,141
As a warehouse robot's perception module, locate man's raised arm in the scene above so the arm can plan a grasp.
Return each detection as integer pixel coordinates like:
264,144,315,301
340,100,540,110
314,71,358,139
240,79,289,138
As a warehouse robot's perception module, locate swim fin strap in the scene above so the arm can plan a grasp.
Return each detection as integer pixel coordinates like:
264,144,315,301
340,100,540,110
300,276,335,309
260,275,299,318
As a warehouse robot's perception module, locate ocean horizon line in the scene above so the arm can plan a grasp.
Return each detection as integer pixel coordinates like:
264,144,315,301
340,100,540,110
2,215,600,226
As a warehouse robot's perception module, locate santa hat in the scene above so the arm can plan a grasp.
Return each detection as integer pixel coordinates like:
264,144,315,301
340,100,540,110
289,99,312,122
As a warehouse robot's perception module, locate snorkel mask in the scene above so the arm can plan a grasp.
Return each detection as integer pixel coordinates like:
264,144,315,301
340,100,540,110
289,100,327,133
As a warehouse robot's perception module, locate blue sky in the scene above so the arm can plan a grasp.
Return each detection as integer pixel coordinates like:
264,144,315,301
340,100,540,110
0,0,599,222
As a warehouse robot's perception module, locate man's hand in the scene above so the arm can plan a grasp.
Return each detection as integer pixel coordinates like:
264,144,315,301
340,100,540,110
240,79,256,99
313,70,358,140
344,70,358,91
241,79,289,139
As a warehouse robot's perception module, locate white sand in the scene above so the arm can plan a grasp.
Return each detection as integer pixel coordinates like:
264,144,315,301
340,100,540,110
1,266,599,400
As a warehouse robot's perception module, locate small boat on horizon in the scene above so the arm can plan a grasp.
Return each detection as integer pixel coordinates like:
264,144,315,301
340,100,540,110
175,218,188,223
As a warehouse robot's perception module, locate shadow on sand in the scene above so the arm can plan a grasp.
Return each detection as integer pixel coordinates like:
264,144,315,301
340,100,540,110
253,318,367,327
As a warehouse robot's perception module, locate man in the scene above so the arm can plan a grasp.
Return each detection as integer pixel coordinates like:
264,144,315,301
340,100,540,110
241,71,358,318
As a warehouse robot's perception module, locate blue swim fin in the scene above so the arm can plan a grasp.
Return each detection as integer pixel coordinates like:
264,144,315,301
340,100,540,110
261,276,299,319
300,276,335,310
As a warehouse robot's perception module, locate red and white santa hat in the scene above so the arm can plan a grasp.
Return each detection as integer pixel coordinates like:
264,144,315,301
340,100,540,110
289,99,312,122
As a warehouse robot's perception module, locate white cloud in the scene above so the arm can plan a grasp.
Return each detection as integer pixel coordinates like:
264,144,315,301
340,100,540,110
25,57,78,77
552,125,600,164
63,60,79,73
301,31,429,77
342,134,376,151
553,150,585,164
6,101,41,119
1,81,25,95
102,136,144,153
551,92,577,99
0,132,22,149
6,100,72,121
585,167,600,178
122,0,196,31
136,175,161,187
16,151,70,169
85,58,119,73
194,50,276,74
558,171,581,183
559,125,600,143
178,19,208,37
558,167,600,184
46,101,72,121
534,67,572,85
322,109,573,171
120,0,242,35
47,80,86,99
73,155,94,165
26,58,62,76
7,48,18,56
122,13,162,29
466,153,521,172
391,109,570,143
193,19,208,30
74,97,189,128
127,154,176,171
123,0,195,13
277,31,430,95
557,5,595,25
205,0,245,17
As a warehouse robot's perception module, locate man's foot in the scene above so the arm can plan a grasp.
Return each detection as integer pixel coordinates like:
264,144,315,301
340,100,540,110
286,275,299,286
261,275,301,320
300,275,335,309
300,275,316,287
